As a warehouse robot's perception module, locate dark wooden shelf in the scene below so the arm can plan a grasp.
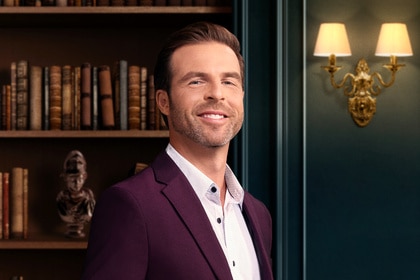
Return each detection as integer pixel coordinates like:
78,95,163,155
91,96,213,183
0,6,232,27
0,130,169,138
0,6,232,14
0,237,87,250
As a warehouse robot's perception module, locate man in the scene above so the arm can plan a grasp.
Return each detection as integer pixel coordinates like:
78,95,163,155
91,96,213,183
81,21,273,280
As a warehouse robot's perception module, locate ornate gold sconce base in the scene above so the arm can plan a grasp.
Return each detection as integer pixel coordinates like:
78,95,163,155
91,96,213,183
348,95,376,127
322,54,402,127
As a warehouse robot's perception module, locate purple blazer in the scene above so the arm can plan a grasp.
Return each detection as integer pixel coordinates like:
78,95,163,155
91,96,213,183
81,151,273,280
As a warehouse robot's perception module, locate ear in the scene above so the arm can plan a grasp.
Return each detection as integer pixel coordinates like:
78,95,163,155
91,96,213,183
156,89,170,116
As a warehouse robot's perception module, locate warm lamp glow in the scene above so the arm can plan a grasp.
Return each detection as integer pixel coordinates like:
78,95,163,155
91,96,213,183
375,23,413,57
314,22,413,127
314,23,352,57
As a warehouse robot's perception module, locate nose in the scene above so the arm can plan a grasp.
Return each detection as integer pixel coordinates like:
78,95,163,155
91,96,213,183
205,82,225,101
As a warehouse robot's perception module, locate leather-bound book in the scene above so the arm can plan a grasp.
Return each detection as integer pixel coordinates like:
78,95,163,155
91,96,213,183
11,167,24,239
98,65,115,129
113,60,128,130
10,62,17,130
128,65,140,130
16,60,29,130
43,66,50,130
73,66,81,130
140,67,148,130
81,63,92,130
61,65,73,130
49,65,62,130
29,65,42,130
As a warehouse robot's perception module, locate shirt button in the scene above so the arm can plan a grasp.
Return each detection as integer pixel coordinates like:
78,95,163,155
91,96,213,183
211,186,217,193
217,218,221,224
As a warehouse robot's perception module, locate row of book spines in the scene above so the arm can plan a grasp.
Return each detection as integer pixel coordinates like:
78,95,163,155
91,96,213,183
1,60,167,131
0,0,229,7
0,168,29,240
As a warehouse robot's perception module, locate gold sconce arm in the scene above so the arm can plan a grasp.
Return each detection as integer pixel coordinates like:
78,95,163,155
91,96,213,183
371,55,405,88
321,55,355,89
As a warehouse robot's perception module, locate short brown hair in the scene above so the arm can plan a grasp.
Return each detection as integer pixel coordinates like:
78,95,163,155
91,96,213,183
153,21,244,93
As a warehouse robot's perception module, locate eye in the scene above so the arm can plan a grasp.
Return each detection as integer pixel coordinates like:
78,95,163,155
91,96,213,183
222,79,239,87
188,79,205,86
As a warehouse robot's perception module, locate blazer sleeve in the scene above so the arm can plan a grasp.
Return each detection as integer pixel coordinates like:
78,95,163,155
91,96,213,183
81,186,148,280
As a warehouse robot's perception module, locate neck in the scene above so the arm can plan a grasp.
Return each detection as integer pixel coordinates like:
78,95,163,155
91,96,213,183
170,140,229,203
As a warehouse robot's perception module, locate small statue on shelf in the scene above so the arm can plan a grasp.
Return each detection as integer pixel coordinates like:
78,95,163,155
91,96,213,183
56,150,95,238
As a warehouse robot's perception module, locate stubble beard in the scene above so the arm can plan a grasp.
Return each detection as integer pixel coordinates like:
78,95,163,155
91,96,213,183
170,105,243,148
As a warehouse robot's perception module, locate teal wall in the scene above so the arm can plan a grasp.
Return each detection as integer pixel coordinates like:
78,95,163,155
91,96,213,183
233,0,420,279
305,0,420,279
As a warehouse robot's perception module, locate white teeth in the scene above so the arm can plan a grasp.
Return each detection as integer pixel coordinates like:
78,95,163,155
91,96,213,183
202,114,224,119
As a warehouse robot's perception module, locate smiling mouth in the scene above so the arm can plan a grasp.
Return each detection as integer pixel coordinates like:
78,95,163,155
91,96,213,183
201,113,226,119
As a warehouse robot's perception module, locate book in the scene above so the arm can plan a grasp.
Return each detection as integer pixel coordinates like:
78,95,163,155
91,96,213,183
98,65,115,129
113,62,121,129
62,65,73,130
22,168,28,239
128,65,140,130
10,62,17,130
16,60,29,130
29,65,43,130
92,66,99,130
116,60,128,130
140,67,148,130
1,85,11,130
49,65,62,130
81,63,92,129
11,167,24,239
43,66,50,130
73,66,81,130
2,172,10,240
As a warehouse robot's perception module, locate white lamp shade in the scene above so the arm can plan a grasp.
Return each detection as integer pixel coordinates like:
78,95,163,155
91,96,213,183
375,23,413,57
314,23,352,57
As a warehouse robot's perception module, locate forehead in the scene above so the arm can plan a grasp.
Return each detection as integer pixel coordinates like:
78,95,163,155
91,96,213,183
171,42,240,70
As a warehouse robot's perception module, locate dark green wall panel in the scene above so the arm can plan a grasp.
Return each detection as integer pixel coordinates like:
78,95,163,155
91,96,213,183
305,0,420,279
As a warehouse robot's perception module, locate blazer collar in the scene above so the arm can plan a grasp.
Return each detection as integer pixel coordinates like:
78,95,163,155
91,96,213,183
152,151,234,280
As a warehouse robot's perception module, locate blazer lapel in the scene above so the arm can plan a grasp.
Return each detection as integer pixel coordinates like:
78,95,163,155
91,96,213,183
152,152,233,280
242,195,274,280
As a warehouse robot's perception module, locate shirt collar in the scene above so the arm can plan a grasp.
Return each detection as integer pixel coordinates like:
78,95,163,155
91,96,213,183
166,144,244,207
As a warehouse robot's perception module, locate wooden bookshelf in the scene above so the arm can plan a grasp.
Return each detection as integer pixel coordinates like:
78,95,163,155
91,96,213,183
0,6,232,27
0,237,87,250
0,6,232,14
0,130,169,138
0,5,232,279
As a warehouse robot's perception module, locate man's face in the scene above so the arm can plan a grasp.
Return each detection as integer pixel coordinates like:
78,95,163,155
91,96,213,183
159,42,244,149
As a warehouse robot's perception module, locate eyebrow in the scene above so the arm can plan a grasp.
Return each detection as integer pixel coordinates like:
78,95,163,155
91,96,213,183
178,71,242,83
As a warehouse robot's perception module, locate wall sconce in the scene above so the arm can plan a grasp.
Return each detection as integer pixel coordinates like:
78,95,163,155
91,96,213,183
314,22,413,127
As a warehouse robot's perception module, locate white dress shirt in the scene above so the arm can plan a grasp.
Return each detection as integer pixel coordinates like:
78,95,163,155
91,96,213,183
166,144,260,280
